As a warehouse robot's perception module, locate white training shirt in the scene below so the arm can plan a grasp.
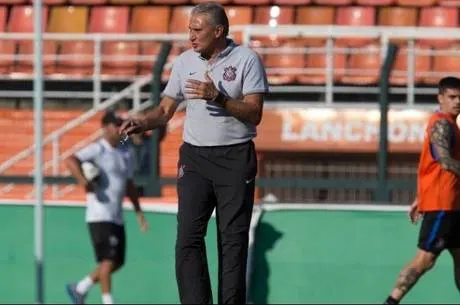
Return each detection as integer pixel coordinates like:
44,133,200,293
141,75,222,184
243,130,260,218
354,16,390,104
75,138,134,225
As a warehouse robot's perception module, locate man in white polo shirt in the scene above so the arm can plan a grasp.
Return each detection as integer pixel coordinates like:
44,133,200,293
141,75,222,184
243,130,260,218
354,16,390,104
120,2,269,304
65,111,148,305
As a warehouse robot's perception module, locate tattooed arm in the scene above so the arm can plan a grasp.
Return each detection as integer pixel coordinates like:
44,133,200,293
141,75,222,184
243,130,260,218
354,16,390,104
430,118,460,175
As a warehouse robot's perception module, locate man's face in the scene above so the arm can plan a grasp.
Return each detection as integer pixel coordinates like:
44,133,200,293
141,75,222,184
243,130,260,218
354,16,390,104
103,122,122,143
438,88,460,116
188,13,222,55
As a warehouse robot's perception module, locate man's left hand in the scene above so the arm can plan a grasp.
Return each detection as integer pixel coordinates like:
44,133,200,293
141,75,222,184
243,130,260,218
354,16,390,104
136,213,149,233
185,72,219,101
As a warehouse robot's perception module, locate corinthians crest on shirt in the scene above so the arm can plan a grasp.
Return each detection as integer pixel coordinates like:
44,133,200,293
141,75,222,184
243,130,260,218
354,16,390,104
223,66,237,81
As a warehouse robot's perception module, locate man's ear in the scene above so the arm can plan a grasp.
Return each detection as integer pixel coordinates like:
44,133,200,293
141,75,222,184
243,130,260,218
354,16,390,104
215,25,224,38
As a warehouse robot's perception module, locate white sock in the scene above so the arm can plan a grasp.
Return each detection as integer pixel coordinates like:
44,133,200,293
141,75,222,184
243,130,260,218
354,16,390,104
76,275,93,295
102,293,114,304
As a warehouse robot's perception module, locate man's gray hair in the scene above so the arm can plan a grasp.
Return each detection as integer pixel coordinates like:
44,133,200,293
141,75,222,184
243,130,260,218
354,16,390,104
191,2,229,37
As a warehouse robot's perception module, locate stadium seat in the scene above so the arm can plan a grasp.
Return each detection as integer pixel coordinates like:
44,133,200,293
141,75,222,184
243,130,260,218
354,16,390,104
439,0,460,6
425,44,460,84
89,6,129,33
253,6,295,45
0,0,25,4
70,0,106,5
297,45,346,84
8,6,48,33
57,40,94,76
341,43,381,85
378,7,418,44
130,6,170,33
396,0,438,6
48,6,88,33
102,41,139,77
233,0,269,7
274,0,311,5
192,0,230,4
335,6,376,47
390,45,431,85
151,0,189,5
356,0,394,4
110,0,147,4
225,6,253,43
313,0,352,4
0,6,7,30
32,0,66,4
418,7,458,48
131,6,171,76
13,41,58,75
296,6,335,46
170,6,193,33
264,39,304,85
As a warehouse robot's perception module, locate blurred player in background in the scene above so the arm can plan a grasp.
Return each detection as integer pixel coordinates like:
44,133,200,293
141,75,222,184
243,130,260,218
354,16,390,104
64,111,148,305
384,77,460,304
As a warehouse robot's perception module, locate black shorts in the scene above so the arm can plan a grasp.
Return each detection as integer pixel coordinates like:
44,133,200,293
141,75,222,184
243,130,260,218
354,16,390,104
418,211,460,255
88,222,126,265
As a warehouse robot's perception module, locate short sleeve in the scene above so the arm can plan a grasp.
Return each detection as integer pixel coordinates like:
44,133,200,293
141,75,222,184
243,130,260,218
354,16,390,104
162,58,184,102
74,142,101,163
242,52,269,96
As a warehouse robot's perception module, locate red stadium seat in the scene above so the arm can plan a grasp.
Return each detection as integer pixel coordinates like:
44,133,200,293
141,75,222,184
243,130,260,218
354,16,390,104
0,7,14,74
425,44,460,84
13,41,57,75
0,0,25,4
70,0,106,5
341,43,381,85
396,0,437,6
130,6,170,33
192,0,230,4
390,45,431,86
110,0,147,4
151,0,188,5
233,0,269,7
297,45,346,84
336,6,376,47
8,6,48,33
418,7,458,48
378,7,418,45
296,6,335,46
32,0,66,4
273,0,311,5
0,6,7,31
89,6,129,33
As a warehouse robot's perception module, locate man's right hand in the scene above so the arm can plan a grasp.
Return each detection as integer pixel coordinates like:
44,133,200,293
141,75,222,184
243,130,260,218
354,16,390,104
408,197,422,224
119,115,147,137
84,182,94,193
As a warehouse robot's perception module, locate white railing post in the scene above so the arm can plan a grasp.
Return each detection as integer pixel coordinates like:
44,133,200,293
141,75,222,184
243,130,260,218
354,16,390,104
325,37,334,105
133,82,140,110
52,136,60,199
407,39,415,106
93,36,102,108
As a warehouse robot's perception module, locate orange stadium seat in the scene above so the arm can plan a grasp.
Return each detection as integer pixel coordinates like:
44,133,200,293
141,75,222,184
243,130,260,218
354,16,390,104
8,6,48,33
57,41,94,76
0,0,25,4
89,6,129,33
169,6,193,33
131,6,171,75
48,6,88,33
101,41,139,76
314,0,352,4
296,6,335,46
110,0,147,4
32,0,66,4
439,0,460,6
297,46,346,84
418,7,458,48
378,7,418,45
335,6,376,47
425,44,460,84
253,6,295,45
70,0,106,5
192,0,230,4
341,43,381,85
152,0,188,5
225,6,253,44
14,41,58,74
264,39,304,85
396,0,438,6
274,0,311,5
356,0,394,4
390,45,431,85
233,0,269,7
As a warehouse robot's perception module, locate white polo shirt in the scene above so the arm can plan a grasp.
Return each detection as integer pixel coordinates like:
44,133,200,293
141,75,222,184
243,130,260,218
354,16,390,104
75,138,134,225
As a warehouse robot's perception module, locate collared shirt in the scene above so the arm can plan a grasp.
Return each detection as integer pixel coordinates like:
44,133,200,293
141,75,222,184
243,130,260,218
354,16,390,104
163,39,269,147
75,138,134,225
